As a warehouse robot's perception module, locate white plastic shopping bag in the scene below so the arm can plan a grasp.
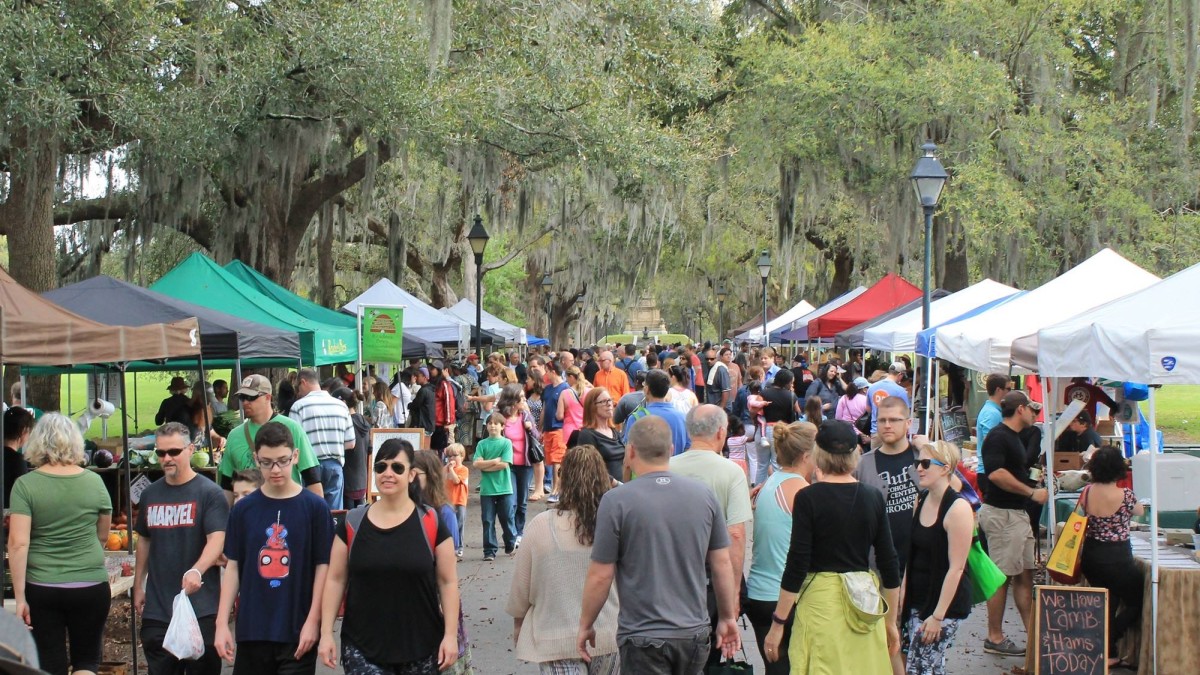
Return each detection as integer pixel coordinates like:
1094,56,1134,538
163,590,205,660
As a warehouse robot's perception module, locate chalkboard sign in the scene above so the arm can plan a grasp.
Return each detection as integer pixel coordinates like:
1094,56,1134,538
1032,585,1108,675
940,410,970,444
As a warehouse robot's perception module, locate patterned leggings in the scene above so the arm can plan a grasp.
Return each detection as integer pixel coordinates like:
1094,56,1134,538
537,652,620,674
342,638,439,675
904,609,963,675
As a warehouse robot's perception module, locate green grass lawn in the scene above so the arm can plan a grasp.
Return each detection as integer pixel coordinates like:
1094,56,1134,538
1154,384,1200,443
59,370,235,439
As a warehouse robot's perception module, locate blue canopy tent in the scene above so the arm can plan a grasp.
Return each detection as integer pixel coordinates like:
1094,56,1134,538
916,292,1027,358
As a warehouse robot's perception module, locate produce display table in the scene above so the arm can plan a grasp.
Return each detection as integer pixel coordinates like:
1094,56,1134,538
1124,532,1200,675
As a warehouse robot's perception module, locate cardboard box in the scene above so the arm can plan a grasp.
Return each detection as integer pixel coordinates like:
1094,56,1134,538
1053,453,1084,471
1096,419,1116,436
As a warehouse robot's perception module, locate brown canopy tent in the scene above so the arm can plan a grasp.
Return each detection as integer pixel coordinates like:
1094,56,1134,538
0,265,201,673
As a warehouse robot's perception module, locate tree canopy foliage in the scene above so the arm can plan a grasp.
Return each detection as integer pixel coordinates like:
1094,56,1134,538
3,0,1199,346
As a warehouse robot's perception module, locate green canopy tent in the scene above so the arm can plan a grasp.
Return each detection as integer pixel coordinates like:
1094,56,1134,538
151,253,357,366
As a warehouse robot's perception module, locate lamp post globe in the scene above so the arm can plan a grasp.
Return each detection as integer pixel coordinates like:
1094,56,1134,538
467,214,490,358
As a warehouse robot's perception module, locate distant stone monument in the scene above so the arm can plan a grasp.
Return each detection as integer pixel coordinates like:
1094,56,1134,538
622,296,667,336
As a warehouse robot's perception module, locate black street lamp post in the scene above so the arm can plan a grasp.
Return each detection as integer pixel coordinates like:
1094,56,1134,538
716,284,727,344
576,293,585,347
756,250,772,347
910,141,948,433
467,214,490,359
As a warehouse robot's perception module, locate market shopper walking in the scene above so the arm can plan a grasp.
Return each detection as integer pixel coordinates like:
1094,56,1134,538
904,441,974,675
7,414,113,675
289,369,356,510
498,384,539,540
745,421,816,675
762,420,901,673
508,445,621,675
569,388,627,483
318,439,460,675
134,422,229,675
577,415,741,674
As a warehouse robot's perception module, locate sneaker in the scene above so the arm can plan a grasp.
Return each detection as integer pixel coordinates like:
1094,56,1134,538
983,638,1025,656
547,494,560,504
484,554,496,562
455,549,464,558
515,535,523,548
505,547,516,556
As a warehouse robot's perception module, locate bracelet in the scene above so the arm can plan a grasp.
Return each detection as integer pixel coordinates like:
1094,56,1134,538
932,615,944,622
184,568,203,581
771,612,788,625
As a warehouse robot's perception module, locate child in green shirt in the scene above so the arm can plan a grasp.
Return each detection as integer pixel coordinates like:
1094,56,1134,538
472,413,515,561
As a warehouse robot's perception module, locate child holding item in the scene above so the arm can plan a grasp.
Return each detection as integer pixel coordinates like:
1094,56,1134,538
444,444,469,558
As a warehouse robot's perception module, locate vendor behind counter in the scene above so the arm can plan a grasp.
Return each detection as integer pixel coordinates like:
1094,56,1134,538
1054,410,1103,455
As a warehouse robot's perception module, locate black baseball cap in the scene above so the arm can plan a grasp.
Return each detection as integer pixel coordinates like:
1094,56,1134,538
815,420,859,455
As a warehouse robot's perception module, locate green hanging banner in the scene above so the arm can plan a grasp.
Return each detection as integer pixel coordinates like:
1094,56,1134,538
360,305,405,362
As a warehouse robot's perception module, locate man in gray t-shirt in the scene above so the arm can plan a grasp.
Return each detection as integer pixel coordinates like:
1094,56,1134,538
578,416,741,673
134,423,230,675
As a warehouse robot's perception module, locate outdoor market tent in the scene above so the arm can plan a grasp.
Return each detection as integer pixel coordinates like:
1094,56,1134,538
934,248,1159,373
806,273,922,339
342,278,502,347
775,286,868,342
915,292,1025,358
0,266,200,366
835,290,949,349
862,279,1020,352
43,275,301,369
728,308,780,339
152,253,357,366
442,299,526,345
735,299,817,343
1029,260,1200,384
223,260,442,359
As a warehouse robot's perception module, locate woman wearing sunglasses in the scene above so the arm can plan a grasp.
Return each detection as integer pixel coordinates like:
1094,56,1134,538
319,439,460,675
902,441,973,675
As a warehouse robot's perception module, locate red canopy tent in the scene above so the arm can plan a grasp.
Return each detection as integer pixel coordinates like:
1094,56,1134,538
807,273,922,338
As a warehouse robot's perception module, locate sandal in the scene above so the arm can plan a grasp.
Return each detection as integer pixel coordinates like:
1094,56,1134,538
529,492,544,502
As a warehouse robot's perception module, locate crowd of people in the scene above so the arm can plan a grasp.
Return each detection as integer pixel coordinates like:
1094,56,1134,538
0,340,1149,675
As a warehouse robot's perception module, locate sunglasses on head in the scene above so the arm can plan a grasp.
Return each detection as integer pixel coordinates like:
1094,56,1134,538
914,458,947,470
154,447,188,458
374,460,409,474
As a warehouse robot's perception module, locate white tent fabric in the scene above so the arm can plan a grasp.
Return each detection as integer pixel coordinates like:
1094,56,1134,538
1031,261,1200,384
442,299,526,345
343,279,470,346
934,249,1159,373
735,298,817,342
862,279,1019,352
775,286,868,342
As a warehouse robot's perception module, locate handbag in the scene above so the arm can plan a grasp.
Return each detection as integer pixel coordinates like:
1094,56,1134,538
524,414,545,464
966,529,1006,604
1047,485,1091,584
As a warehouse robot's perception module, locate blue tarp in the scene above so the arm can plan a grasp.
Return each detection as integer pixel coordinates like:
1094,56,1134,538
527,336,549,346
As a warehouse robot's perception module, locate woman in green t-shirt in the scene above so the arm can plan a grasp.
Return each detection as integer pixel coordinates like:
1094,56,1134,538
8,413,113,675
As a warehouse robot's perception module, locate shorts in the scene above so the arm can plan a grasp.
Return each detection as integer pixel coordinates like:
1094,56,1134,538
543,430,566,465
978,504,1034,576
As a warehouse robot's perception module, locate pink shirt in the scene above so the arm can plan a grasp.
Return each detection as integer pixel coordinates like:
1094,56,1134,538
560,389,584,442
504,415,528,465
835,393,869,424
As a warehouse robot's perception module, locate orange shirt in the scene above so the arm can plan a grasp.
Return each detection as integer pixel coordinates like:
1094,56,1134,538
446,464,469,506
594,367,631,402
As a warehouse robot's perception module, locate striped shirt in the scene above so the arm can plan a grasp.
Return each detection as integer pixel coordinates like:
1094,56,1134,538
289,390,354,464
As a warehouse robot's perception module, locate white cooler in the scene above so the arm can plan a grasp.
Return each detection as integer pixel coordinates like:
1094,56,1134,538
1132,452,1200,512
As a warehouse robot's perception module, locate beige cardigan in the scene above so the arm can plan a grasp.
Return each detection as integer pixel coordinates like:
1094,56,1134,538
506,510,620,662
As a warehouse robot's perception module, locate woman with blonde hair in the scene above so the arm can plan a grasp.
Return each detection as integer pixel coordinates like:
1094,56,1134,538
763,420,900,672
506,445,619,674
372,380,402,428
8,413,113,675
902,440,973,675
746,421,817,674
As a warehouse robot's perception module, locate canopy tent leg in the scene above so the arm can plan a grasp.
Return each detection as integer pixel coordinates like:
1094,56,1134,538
119,364,139,675
198,353,214,449
1043,378,1060,552
923,355,933,437
1148,387,1160,675
132,372,138,431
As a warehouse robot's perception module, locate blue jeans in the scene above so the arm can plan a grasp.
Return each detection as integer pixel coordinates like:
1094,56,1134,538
543,464,554,492
511,465,534,536
318,458,344,511
479,493,515,557
453,505,466,551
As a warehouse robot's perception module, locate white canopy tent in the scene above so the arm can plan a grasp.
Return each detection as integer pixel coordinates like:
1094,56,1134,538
862,278,1019,352
934,248,1160,373
735,298,817,343
343,279,473,347
1029,262,1200,675
442,299,526,345
774,286,869,342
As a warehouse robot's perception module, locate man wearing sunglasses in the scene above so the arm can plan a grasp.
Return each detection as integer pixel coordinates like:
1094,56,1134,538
135,422,230,675
216,375,323,506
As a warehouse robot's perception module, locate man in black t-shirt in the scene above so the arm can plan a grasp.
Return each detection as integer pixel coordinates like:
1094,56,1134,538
757,369,798,485
1055,410,1103,454
978,391,1049,658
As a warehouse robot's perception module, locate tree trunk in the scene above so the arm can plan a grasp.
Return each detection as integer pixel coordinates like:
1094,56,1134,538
0,128,62,411
776,157,802,243
430,260,459,308
828,247,854,301
939,213,970,292
315,204,336,307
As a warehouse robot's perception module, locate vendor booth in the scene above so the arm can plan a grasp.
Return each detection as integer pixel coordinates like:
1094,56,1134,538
862,278,1019,352
806,273,922,339
343,278,502,348
834,290,948,348
442,299,526,345
775,286,868,342
734,298,816,344
1028,260,1200,675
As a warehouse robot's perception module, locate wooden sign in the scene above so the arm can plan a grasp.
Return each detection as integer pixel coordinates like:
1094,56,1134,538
1032,585,1108,675
939,410,970,444
367,428,429,500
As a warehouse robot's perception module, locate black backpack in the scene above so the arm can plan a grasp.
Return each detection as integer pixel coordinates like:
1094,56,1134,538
855,408,873,435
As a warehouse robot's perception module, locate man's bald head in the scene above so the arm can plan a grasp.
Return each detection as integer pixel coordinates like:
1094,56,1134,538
686,404,728,442
598,350,614,371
